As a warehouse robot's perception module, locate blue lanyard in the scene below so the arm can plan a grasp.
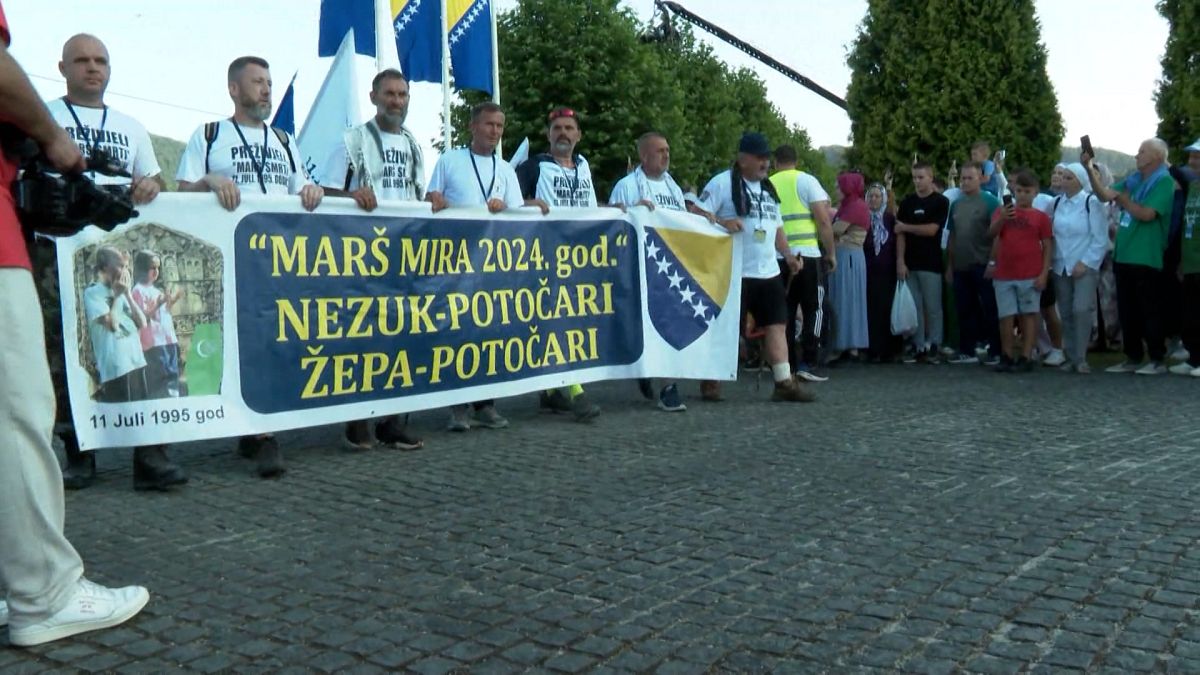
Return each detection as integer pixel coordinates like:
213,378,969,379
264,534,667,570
469,150,496,203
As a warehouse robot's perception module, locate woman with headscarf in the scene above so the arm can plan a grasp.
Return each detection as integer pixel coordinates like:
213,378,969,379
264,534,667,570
1047,163,1108,373
827,171,870,359
864,181,901,361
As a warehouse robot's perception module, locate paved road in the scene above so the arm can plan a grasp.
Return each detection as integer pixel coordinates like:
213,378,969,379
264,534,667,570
4,363,1199,673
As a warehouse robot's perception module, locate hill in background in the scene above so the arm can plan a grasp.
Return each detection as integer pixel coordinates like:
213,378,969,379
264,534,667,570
151,134,184,190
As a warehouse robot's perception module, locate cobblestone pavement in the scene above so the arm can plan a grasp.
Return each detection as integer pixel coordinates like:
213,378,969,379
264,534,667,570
4,362,1200,673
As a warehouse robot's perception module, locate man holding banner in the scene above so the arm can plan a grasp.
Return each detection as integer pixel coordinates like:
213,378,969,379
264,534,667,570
319,68,424,451
426,101,525,432
516,107,602,422
177,55,324,477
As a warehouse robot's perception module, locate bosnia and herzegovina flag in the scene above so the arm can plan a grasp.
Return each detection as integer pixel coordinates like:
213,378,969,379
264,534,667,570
644,226,733,350
392,0,443,84
447,0,495,95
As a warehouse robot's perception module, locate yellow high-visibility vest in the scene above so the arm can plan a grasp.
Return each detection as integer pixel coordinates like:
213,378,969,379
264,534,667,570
769,169,818,251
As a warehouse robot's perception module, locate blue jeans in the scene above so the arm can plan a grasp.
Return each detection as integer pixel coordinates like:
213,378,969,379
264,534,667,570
953,265,1000,356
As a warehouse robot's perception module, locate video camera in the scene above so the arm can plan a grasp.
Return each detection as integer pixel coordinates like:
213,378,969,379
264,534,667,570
3,129,138,237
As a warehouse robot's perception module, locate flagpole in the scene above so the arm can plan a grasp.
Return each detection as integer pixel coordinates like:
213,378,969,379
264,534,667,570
440,0,453,150
489,0,499,106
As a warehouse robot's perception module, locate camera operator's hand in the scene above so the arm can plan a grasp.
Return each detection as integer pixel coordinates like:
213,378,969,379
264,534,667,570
300,184,324,212
204,174,241,211
130,176,160,205
43,126,85,174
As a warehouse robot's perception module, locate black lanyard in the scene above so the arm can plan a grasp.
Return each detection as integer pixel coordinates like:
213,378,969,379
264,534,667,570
231,119,269,194
743,183,766,221
469,151,496,202
63,98,107,173
558,161,580,207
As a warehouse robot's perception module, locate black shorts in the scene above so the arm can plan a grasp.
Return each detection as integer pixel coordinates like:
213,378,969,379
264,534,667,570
1040,278,1056,309
742,276,788,327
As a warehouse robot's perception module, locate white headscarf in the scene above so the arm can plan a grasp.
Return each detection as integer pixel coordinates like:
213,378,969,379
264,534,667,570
1064,163,1091,194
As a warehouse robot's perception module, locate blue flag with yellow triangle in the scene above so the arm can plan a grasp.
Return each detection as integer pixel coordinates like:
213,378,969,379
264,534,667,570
447,0,495,95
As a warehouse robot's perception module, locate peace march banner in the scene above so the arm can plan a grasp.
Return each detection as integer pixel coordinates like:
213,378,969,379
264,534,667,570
55,194,742,450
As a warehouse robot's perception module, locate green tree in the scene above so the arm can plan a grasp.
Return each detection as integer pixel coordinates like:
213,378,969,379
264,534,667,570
845,0,1063,185
1155,0,1200,164
452,0,831,199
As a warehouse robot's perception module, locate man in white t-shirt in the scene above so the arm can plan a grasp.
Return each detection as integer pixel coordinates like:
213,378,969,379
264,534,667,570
515,107,602,422
609,131,695,413
319,69,425,453
426,102,523,432
177,56,323,213
41,34,185,492
177,56,324,479
696,133,815,403
769,145,837,381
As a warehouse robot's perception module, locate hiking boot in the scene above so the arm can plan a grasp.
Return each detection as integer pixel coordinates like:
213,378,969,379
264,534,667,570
375,416,422,450
472,404,509,429
244,435,285,478
539,390,572,413
571,393,601,422
342,420,375,451
61,431,95,490
637,378,655,400
446,405,472,432
700,380,723,402
657,383,687,412
772,378,816,403
132,445,187,491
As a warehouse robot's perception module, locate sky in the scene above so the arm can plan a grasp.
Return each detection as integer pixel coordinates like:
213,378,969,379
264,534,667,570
3,0,1170,163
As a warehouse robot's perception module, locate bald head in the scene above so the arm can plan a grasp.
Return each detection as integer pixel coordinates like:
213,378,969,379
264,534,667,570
59,33,110,105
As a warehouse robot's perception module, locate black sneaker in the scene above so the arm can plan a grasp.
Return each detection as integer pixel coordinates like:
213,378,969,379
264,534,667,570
343,420,375,451
657,383,687,412
375,416,423,451
248,435,285,478
539,390,572,413
637,378,655,401
993,355,1014,373
1015,356,1035,373
914,350,928,364
571,393,601,422
61,431,95,490
132,445,188,491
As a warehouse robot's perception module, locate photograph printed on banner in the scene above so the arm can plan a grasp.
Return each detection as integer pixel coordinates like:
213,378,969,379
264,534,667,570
70,223,224,402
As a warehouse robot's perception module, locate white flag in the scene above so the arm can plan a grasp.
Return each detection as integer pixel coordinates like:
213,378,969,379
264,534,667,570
298,30,361,186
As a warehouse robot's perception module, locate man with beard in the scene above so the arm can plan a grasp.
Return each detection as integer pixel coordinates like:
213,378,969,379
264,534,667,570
177,56,324,478
319,68,424,451
516,107,601,422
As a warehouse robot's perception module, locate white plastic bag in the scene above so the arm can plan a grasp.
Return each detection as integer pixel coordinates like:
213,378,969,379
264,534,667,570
890,280,918,337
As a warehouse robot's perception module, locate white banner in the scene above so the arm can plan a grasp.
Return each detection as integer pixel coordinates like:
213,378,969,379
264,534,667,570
57,194,742,450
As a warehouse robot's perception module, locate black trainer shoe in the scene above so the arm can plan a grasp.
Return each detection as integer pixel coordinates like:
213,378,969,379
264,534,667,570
132,445,188,491
375,416,423,451
571,392,601,422
993,355,1014,373
637,378,655,401
249,435,285,478
539,390,572,413
1015,356,1035,373
342,420,375,451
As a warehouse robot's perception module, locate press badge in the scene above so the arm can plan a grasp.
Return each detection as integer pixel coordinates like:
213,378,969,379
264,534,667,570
1119,210,1132,228
753,225,767,243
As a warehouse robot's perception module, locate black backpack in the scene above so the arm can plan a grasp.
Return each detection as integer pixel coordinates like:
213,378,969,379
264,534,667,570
203,120,296,175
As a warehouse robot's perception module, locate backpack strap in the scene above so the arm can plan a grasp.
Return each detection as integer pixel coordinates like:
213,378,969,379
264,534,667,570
270,127,297,174
203,121,220,174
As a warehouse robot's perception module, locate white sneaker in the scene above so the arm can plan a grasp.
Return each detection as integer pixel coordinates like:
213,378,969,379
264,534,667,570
1105,361,1139,374
1042,349,1066,367
8,578,149,647
1134,361,1167,376
1191,366,1200,378
1171,346,1191,362
1169,362,1195,376
0,599,8,627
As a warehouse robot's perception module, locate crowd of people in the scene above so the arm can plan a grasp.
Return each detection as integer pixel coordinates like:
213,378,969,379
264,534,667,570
3,15,1198,647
